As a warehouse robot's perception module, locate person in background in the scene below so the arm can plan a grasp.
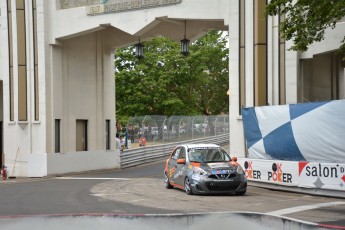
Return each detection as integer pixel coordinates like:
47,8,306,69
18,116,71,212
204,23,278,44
125,130,128,148
119,135,125,151
139,135,143,146
116,133,121,151
139,135,146,147
129,127,135,143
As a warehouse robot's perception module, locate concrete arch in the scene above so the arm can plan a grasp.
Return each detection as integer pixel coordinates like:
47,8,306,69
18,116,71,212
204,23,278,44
50,0,231,48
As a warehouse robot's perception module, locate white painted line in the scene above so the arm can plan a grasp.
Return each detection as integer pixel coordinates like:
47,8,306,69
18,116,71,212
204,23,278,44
92,194,116,197
0,180,16,183
55,177,130,180
131,199,146,203
267,201,345,216
92,192,130,197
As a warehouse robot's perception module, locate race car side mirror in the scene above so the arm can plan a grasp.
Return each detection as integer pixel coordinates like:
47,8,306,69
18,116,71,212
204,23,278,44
177,159,186,164
231,156,238,162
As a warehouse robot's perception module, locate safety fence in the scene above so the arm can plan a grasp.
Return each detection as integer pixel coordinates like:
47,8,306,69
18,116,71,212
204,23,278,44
123,115,229,148
120,133,229,168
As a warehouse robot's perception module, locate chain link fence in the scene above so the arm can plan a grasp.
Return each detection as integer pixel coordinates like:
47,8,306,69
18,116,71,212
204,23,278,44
124,115,229,148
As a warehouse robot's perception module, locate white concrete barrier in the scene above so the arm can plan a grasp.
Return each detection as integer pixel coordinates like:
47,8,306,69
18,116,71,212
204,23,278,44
0,212,332,230
28,150,120,177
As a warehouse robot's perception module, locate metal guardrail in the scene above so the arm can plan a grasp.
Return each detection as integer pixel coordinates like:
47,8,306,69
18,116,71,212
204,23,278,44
120,134,229,168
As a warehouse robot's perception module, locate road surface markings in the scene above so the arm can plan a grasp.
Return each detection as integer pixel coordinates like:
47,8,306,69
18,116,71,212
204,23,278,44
92,192,131,197
130,199,146,203
266,201,345,216
55,177,130,180
0,180,17,184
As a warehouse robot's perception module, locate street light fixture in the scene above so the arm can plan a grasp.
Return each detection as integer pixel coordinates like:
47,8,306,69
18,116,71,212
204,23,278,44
135,37,144,59
181,20,190,56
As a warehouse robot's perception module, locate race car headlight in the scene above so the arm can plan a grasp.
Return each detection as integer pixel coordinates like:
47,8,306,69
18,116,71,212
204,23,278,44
194,167,208,175
236,165,244,174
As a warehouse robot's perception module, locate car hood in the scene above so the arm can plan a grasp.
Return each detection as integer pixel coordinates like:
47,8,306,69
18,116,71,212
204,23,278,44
193,162,238,171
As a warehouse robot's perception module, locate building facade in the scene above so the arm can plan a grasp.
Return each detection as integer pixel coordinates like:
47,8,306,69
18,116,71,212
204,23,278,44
230,1,345,157
0,0,344,177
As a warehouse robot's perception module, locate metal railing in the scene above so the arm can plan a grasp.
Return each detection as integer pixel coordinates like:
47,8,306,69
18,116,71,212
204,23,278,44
120,133,229,168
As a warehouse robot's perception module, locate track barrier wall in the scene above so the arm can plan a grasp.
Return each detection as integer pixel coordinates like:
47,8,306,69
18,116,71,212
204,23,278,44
0,212,336,230
237,158,345,198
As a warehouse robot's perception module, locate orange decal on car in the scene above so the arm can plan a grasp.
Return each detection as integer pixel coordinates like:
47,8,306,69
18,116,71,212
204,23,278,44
168,168,175,178
171,182,184,189
190,162,200,167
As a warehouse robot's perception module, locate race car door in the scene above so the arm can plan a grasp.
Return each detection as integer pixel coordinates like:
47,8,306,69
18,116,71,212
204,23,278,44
174,147,186,186
168,147,186,186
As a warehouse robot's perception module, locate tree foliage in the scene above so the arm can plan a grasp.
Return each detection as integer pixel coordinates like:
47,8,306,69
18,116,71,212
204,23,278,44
266,0,345,55
115,31,229,124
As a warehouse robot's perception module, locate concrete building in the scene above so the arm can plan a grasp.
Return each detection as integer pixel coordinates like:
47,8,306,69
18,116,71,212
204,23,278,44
0,0,344,177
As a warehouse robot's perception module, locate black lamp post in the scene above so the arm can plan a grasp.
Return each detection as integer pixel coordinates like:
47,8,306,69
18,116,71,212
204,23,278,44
135,37,144,59
181,20,190,56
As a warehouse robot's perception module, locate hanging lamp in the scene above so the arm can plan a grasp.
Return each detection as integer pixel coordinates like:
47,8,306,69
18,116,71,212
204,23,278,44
134,37,144,58
181,20,190,56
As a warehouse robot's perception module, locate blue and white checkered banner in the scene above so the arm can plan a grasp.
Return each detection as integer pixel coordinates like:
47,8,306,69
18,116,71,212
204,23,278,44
242,100,345,163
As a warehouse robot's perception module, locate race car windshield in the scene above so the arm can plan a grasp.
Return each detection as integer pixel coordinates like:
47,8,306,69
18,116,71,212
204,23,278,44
188,147,231,163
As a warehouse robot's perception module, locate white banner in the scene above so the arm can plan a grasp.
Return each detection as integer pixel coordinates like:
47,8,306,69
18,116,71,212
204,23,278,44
238,158,345,192
298,162,345,191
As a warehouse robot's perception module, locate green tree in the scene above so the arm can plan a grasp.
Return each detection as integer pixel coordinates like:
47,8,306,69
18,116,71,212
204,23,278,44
266,0,345,55
115,30,229,124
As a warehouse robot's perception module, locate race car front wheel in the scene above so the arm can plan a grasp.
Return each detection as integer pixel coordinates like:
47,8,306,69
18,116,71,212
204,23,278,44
184,177,193,195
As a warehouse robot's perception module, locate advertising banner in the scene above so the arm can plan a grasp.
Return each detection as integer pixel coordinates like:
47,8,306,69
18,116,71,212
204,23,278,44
238,158,345,192
298,162,345,191
238,159,299,187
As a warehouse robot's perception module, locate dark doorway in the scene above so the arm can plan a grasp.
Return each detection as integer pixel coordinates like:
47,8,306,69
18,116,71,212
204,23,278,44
0,80,3,168
0,122,2,168
76,119,88,151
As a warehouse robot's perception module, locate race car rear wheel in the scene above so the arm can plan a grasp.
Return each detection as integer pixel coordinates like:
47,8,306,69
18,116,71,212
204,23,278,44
184,177,193,195
164,173,173,189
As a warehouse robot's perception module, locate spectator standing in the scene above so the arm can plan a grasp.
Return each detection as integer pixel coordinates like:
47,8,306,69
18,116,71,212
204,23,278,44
129,127,135,143
119,135,125,151
116,133,121,151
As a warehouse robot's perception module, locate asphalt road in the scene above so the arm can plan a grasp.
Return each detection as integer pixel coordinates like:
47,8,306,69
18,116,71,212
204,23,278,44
0,160,344,228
